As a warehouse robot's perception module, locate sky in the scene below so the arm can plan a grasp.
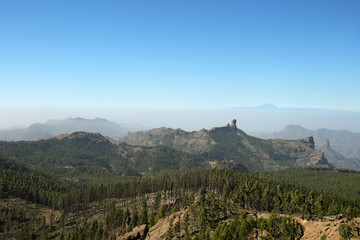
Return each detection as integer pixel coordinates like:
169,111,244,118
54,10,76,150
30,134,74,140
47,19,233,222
0,0,360,130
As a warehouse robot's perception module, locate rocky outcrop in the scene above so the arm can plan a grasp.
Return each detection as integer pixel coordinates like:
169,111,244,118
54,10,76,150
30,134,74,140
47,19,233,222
117,224,149,240
323,139,331,150
320,139,360,170
231,119,237,128
316,152,331,166
305,136,315,149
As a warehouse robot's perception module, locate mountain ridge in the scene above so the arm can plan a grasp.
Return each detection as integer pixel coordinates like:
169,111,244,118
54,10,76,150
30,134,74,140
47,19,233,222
251,125,360,169
232,104,324,111
0,131,206,178
120,120,333,171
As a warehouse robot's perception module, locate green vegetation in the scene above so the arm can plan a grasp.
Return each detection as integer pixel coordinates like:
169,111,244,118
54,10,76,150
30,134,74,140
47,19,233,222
263,167,360,201
2,163,360,239
0,134,206,184
1,130,360,239
0,157,71,208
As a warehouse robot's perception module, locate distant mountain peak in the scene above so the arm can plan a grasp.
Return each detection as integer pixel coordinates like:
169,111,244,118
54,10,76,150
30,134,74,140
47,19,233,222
257,104,279,110
0,117,130,141
233,103,279,110
232,104,324,111
94,117,109,121
285,124,304,129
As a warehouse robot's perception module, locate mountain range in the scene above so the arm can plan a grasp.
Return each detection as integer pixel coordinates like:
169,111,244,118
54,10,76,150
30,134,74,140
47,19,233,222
0,131,204,178
232,103,323,111
251,125,360,170
0,120,333,179
0,117,142,141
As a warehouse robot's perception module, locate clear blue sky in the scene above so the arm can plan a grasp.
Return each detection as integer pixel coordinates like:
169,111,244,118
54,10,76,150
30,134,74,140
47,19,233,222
1,0,359,110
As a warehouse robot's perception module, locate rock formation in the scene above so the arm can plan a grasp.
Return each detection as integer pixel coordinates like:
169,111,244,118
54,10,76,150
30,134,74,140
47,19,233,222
231,119,237,128
305,137,315,149
317,152,330,165
323,139,331,150
320,139,360,170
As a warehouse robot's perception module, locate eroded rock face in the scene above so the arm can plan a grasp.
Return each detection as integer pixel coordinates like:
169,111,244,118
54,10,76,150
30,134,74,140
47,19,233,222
323,139,331,150
305,136,315,149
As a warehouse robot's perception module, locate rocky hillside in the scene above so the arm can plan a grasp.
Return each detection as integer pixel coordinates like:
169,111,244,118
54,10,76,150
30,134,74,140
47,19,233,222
0,132,206,179
320,139,360,170
121,120,332,172
252,124,360,160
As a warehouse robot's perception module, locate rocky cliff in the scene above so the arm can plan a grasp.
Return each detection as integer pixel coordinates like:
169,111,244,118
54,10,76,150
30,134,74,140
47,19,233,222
320,139,360,170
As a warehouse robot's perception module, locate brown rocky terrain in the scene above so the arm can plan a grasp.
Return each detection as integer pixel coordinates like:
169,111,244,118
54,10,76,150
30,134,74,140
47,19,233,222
117,208,360,240
296,216,359,240
121,120,333,172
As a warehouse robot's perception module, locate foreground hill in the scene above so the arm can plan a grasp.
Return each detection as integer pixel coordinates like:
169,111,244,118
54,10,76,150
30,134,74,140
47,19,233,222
0,132,206,180
121,120,332,171
0,117,132,141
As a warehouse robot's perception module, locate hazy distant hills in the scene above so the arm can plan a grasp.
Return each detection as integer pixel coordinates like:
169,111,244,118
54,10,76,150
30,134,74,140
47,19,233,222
233,103,280,110
251,125,360,170
0,117,140,141
121,120,333,171
232,103,322,111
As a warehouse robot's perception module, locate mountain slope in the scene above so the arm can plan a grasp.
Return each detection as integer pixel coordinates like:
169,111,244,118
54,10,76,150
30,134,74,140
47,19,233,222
0,132,206,179
319,139,360,170
0,156,72,207
252,125,360,160
0,118,130,141
121,120,332,171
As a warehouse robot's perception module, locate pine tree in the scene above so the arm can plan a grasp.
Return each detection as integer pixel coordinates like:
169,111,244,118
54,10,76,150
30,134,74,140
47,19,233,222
153,192,161,211
166,219,174,240
140,198,149,225
129,205,139,229
183,211,190,235
339,223,353,240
